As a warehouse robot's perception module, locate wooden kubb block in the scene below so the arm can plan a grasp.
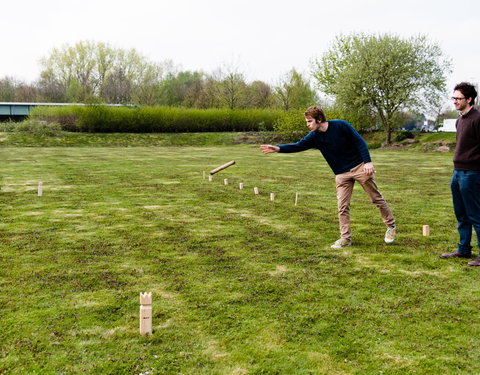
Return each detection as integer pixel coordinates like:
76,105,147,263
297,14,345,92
140,292,152,335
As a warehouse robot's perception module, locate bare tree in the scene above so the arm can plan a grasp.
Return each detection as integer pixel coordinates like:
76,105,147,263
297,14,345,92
196,76,221,109
0,77,17,101
220,71,247,109
37,69,67,102
246,80,274,108
102,68,132,104
15,82,38,102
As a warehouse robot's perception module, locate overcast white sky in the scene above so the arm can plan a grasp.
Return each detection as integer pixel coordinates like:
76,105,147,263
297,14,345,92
2,0,479,108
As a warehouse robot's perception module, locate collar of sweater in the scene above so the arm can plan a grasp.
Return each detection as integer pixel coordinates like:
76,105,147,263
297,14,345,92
460,106,476,118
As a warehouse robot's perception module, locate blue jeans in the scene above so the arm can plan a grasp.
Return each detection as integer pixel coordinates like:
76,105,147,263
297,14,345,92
451,170,480,255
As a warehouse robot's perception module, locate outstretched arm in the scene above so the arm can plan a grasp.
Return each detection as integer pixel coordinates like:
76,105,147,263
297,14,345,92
260,144,280,153
261,133,315,154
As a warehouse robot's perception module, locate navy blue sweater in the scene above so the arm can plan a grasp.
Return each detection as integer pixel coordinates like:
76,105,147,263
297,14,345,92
278,120,372,175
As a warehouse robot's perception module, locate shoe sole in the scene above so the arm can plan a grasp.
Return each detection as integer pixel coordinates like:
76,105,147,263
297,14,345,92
384,238,395,244
331,243,352,249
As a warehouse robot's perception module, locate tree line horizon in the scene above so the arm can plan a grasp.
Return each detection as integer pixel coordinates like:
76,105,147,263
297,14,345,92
0,40,319,110
1,33,454,143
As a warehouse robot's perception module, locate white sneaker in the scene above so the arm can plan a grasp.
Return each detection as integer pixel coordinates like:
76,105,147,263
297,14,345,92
385,226,396,243
331,238,352,249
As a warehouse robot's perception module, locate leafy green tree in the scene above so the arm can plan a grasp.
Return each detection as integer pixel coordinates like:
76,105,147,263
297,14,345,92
158,71,204,107
130,63,165,106
39,41,173,104
274,69,318,111
65,80,85,103
41,41,100,101
312,33,451,143
324,101,378,132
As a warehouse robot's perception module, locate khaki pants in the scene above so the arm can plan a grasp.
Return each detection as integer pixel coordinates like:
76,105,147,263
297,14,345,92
335,163,395,240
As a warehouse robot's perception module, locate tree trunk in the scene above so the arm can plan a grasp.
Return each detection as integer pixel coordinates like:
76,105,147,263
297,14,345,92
377,109,392,145
386,121,393,144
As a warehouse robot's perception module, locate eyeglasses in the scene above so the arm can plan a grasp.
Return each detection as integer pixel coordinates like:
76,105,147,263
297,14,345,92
452,97,466,101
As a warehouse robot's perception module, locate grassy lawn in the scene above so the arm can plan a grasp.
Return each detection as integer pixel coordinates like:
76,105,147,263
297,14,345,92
1,138,479,374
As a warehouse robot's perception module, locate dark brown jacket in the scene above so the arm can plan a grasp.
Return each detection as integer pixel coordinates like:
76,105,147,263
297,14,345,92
453,107,480,171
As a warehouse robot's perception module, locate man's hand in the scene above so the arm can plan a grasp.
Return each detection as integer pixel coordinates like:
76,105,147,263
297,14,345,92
363,162,375,176
260,145,280,154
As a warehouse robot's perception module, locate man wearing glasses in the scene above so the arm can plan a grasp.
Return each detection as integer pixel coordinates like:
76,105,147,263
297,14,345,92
441,82,480,266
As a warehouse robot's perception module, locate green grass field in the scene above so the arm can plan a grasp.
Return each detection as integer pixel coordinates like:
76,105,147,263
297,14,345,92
1,137,479,374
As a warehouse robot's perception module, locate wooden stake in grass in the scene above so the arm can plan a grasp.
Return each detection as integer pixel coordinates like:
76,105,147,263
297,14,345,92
208,175,213,182
423,225,430,236
140,292,152,335
254,187,259,195
38,182,43,197
224,178,228,185
294,192,299,206
239,183,243,190
203,171,206,180
210,160,236,175
270,193,275,201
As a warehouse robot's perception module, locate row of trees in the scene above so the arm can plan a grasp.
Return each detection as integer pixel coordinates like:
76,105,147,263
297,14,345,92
1,35,453,143
0,41,318,110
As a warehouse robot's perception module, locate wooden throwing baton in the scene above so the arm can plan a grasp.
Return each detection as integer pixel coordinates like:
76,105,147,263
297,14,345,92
210,160,236,175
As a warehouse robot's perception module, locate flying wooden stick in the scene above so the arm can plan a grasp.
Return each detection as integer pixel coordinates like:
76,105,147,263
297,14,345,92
210,160,236,175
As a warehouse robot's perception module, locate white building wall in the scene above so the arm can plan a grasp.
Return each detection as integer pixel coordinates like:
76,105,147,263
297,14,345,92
438,119,457,132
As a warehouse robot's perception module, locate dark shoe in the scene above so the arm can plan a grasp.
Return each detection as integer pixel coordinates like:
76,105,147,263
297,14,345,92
440,251,471,259
468,257,480,266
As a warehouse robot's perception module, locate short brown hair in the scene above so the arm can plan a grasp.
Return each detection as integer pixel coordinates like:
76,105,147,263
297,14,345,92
304,106,326,123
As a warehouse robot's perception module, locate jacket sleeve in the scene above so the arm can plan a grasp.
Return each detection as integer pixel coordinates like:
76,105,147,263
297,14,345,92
278,132,316,153
349,126,371,163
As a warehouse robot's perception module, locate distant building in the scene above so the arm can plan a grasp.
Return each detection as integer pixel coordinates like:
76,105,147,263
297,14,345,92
438,119,457,132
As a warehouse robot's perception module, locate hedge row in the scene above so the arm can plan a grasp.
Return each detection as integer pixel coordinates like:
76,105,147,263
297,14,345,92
30,105,284,133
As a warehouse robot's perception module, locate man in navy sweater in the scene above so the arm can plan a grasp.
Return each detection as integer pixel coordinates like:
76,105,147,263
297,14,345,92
440,82,480,266
261,105,396,248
